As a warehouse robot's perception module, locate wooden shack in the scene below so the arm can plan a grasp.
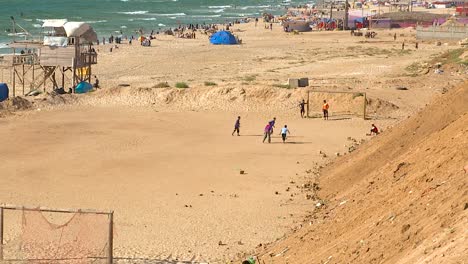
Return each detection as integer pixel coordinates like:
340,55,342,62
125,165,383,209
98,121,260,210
3,19,98,96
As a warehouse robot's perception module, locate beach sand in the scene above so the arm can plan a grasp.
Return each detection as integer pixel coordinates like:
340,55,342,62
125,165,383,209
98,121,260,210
0,17,466,263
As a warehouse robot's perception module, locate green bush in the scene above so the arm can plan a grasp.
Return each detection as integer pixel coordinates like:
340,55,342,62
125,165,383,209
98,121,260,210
175,82,189,88
152,82,170,88
204,81,217,86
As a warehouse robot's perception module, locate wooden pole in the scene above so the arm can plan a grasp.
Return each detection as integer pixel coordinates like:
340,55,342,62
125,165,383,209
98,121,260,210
61,67,65,89
108,212,114,264
363,93,367,120
0,207,3,261
22,64,25,95
12,68,15,97
306,90,310,118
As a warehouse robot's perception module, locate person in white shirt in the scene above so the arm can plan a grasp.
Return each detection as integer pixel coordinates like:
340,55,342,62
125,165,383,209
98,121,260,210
280,125,290,143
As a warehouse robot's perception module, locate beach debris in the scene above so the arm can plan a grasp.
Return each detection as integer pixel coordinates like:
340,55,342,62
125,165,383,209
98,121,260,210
335,152,340,156
240,170,245,175
396,87,408,90
275,191,279,195
118,83,130,87
464,203,468,210
184,204,192,208
274,247,289,257
339,200,348,206
218,240,227,246
199,193,203,196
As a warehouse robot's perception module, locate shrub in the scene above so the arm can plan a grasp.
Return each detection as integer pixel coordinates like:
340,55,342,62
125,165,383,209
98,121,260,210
204,81,217,86
152,82,170,88
175,82,189,88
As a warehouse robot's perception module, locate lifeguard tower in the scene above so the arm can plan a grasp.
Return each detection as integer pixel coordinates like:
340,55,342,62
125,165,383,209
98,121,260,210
1,19,98,96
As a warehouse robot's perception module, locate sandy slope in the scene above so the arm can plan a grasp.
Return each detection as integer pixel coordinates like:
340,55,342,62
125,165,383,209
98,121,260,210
259,82,467,263
0,107,383,262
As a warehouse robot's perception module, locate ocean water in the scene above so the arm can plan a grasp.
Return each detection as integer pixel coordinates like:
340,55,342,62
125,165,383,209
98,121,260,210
1,0,310,53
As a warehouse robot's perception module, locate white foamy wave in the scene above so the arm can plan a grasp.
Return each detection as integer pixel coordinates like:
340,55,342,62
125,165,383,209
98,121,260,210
121,0,129,1
7,32,27,36
208,5,231,9
32,24,42,28
212,9,225,13
118,11,149,15
86,20,108,23
121,25,127,29
191,14,222,18
0,43,9,49
158,23,166,26
135,17,156,21
153,13,186,16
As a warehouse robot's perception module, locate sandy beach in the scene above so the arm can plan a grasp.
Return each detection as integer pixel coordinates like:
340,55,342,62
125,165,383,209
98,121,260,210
0,14,466,263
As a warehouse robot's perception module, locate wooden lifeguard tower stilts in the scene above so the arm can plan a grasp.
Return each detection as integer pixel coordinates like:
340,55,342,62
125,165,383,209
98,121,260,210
1,19,98,96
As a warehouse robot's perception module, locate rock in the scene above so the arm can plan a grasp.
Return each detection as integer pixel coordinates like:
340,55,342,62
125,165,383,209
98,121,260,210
199,193,203,196
464,203,468,210
240,170,245,174
335,152,340,156
401,224,411,233
275,191,279,195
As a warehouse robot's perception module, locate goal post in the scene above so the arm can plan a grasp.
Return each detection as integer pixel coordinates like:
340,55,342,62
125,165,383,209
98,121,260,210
305,90,367,120
0,204,114,264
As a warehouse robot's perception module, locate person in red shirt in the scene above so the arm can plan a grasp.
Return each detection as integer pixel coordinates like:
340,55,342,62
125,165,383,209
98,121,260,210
322,100,329,120
370,124,379,135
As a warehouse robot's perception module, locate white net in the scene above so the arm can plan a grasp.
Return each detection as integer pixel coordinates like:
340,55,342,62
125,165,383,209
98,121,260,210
2,208,110,264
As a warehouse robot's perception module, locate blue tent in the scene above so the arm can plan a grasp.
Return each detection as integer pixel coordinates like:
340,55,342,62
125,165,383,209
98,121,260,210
75,81,93,94
0,83,9,102
209,31,238,45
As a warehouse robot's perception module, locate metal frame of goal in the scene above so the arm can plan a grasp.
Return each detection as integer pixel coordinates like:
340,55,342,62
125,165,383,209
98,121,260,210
304,90,367,120
0,204,114,263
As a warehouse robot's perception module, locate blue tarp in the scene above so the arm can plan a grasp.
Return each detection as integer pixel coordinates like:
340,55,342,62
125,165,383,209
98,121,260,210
75,81,93,94
0,83,9,102
209,31,238,45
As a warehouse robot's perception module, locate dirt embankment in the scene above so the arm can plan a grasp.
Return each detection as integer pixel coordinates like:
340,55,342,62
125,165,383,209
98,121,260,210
258,82,468,263
0,86,399,119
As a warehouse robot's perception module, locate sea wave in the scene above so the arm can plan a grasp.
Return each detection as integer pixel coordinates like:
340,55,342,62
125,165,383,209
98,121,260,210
208,5,231,9
135,17,157,21
118,11,149,15
158,23,166,27
190,14,222,18
0,43,9,49
32,24,42,28
211,9,225,13
86,20,108,23
154,13,186,16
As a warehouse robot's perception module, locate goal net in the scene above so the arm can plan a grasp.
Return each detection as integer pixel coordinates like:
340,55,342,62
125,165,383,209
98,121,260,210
1,206,112,263
306,91,367,119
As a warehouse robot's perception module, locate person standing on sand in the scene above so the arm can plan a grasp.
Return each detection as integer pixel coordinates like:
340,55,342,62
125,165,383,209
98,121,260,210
263,123,272,143
270,23,273,31
232,116,241,136
299,99,306,118
280,125,290,143
393,33,397,41
322,100,329,120
255,17,258,27
402,41,405,50
268,117,276,135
